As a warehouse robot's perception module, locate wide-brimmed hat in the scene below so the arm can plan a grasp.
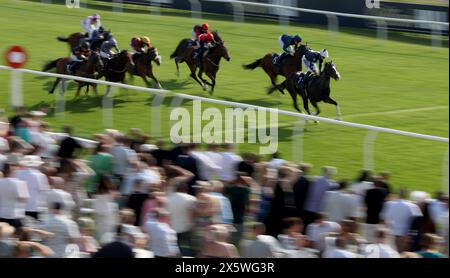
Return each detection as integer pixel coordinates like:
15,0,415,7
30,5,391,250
19,155,45,167
0,222,15,238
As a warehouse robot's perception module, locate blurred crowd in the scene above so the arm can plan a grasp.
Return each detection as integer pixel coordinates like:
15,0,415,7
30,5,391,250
0,107,448,258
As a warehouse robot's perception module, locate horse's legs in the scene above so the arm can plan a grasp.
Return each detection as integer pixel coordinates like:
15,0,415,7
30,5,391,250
175,61,180,77
147,70,162,89
187,63,207,90
205,71,216,95
300,91,311,115
49,78,61,94
75,83,82,98
310,100,320,116
92,83,98,97
324,97,341,119
141,75,153,88
289,89,301,112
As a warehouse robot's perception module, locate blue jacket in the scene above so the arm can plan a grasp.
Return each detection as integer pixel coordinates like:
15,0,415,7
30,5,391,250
280,34,302,51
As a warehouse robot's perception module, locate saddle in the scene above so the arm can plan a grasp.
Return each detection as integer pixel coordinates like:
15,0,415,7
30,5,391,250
295,72,313,89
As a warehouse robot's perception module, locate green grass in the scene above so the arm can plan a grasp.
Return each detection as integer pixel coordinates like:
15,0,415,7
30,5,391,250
0,0,448,193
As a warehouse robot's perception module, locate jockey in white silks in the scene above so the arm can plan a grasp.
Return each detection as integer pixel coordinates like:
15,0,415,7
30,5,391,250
81,14,102,40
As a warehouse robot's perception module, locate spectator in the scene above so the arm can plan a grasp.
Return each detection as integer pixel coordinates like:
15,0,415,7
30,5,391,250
77,217,99,255
362,228,400,258
323,236,358,258
29,122,57,160
293,163,313,221
8,107,27,134
174,144,199,194
57,126,82,160
200,224,239,258
224,174,252,246
0,222,16,258
416,233,446,258
94,175,119,243
144,208,180,258
219,143,242,183
110,135,137,190
240,222,279,258
408,200,436,252
364,180,388,225
305,213,341,253
377,171,392,196
93,225,135,258
86,143,113,195
166,182,197,256
303,166,338,227
127,179,149,226
150,139,171,167
43,202,81,258
46,176,75,218
13,155,49,220
237,153,256,178
323,180,361,223
382,188,423,252
0,163,29,229
207,180,234,225
350,170,373,196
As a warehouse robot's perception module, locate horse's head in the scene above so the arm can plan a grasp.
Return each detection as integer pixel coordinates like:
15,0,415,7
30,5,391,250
211,31,230,62
147,47,162,66
324,61,341,81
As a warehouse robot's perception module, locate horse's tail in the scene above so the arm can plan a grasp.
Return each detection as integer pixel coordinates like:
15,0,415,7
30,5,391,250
170,39,190,59
42,59,60,72
57,36,69,42
242,58,262,70
267,80,287,95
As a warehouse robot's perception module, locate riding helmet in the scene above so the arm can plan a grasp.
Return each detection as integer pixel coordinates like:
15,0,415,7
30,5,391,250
140,36,151,46
320,49,329,58
201,23,209,31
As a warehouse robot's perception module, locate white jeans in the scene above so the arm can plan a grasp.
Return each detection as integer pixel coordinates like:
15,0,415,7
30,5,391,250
302,56,316,73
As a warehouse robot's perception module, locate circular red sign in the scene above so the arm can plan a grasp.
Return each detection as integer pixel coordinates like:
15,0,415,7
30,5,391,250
5,45,28,69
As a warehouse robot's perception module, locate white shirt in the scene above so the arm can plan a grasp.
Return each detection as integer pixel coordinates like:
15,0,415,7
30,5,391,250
13,169,49,212
191,151,221,181
362,243,400,258
121,168,161,195
306,221,341,251
350,181,374,196
0,177,29,219
81,16,101,33
323,248,357,258
43,214,80,258
381,199,423,236
144,220,180,257
323,191,361,222
219,152,242,181
29,131,58,158
166,192,197,233
110,145,137,176
46,189,75,216
205,151,223,179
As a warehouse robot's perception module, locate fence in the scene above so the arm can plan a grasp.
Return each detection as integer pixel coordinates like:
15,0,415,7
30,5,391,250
0,65,448,192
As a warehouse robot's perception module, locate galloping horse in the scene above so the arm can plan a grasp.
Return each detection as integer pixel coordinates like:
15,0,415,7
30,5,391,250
243,44,309,92
129,47,162,89
268,61,342,119
170,32,230,94
42,52,104,97
97,50,134,94
57,30,114,51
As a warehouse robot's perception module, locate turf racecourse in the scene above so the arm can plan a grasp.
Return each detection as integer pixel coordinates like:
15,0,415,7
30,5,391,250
0,0,448,193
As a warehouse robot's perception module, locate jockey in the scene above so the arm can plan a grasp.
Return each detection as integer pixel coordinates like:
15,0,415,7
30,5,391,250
192,23,209,41
68,41,91,74
275,34,302,65
130,36,151,60
302,48,329,76
81,14,102,40
100,38,119,60
193,32,215,69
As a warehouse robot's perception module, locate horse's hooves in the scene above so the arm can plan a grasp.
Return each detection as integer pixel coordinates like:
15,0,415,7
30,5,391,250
202,84,209,91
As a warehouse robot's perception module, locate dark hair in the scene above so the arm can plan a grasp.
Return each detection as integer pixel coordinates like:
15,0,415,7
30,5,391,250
357,170,372,182
282,217,303,230
98,174,114,194
53,202,64,211
338,180,349,190
2,163,12,177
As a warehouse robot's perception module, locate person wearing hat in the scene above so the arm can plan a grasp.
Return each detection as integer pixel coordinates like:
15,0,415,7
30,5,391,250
28,110,46,132
13,155,49,220
81,14,102,40
0,163,29,230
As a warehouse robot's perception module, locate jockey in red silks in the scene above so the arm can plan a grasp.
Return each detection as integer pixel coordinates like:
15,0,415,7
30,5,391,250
193,32,215,69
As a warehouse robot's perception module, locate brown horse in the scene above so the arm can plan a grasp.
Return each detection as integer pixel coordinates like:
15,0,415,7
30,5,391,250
97,50,135,94
42,52,103,97
170,32,230,94
242,44,309,92
267,61,341,118
129,47,162,89
57,30,113,51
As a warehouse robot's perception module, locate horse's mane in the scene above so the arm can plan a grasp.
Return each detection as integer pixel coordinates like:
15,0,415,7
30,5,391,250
212,31,223,44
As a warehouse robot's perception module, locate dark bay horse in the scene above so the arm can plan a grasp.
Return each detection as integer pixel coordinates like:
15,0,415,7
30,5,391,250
268,61,342,119
97,50,135,94
42,52,103,97
57,30,113,51
170,32,230,94
129,47,162,89
242,44,309,92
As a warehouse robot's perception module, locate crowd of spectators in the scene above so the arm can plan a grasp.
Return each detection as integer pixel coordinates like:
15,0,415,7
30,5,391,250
0,107,448,258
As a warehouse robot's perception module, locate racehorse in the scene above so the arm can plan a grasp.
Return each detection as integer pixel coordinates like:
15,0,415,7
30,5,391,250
97,50,135,94
267,61,342,119
57,29,114,51
242,44,309,92
129,47,162,89
42,52,104,97
170,32,230,94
